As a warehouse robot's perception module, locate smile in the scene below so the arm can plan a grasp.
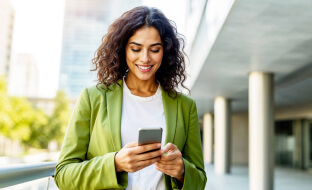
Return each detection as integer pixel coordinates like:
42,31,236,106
136,64,153,72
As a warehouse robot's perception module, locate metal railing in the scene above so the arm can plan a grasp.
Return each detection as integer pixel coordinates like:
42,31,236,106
0,162,57,188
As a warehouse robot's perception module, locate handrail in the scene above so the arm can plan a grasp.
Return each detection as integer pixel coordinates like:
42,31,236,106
0,161,57,188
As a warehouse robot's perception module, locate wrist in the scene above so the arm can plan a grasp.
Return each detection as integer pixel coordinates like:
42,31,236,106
114,152,122,173
176,159,185,182
173,176,184,189
176,174,184,182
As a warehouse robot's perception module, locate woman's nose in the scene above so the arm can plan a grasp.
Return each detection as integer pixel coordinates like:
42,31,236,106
140,50,150,63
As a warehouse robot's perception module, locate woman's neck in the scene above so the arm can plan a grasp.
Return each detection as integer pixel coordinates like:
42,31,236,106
125,74,158,97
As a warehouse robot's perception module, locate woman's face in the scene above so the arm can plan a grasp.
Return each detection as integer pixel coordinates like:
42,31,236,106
125,26,163,82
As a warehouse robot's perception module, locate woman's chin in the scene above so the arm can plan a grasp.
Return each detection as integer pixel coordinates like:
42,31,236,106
133,73,155,82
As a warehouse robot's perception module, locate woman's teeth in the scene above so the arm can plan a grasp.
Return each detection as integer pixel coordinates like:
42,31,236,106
137,65,152,70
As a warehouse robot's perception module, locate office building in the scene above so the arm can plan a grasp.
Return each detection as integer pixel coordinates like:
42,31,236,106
0,0,14,77
8,53,39,97
185,0,312,189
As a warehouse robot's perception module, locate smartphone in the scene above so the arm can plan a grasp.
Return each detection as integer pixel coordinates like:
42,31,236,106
138,128,163,147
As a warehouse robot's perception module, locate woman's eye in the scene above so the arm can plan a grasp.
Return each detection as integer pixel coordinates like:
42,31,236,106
131,49,140,52
151,49,160,53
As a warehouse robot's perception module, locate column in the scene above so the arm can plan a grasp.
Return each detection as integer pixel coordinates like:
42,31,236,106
214,97,231,174
203,113,213,163
302,119,310,170
249,72,274,190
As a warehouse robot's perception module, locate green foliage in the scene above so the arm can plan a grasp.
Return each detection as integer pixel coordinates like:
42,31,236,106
0,76,13,136
6,96,33,141
0,76,72,150
48,90,71,147
26,109,49,148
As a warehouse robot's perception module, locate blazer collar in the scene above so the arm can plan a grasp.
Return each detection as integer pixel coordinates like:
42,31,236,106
161,89,178,145
106,80,123,151
106,80,178,150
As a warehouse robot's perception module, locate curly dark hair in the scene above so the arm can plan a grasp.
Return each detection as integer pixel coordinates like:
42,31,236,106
91,6,188,98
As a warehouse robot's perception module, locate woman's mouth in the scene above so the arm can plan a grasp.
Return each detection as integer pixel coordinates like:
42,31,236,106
136,64,153,72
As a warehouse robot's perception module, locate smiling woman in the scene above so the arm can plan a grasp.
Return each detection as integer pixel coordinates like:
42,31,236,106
125,27,163,97
91,6,188,98
54,6,206,190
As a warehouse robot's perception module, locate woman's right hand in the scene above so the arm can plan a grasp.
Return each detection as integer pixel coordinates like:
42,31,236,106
114,142,163,173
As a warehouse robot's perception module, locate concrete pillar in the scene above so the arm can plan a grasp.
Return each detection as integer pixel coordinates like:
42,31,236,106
214,97,231,174
249,72,274,190
203,113,213,163
302,119,310,170
293,119,302,168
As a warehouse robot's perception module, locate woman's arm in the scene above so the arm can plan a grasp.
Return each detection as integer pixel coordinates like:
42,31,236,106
54,88,127,190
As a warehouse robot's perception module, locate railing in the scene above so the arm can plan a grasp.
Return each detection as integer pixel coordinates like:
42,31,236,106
0,162,57,188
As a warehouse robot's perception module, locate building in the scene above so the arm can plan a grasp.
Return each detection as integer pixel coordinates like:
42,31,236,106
8,53,39,97
59,0,141,98
185,0,312,190
0,0,14,77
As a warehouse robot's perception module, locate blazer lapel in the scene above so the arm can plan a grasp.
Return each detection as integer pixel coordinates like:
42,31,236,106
106,80,123,151
162,90,178,144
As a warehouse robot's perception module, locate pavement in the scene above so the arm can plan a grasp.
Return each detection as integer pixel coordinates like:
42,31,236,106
204,164,312,190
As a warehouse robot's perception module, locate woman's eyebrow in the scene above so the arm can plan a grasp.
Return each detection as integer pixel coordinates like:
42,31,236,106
150,43,163,47
129,42,163,46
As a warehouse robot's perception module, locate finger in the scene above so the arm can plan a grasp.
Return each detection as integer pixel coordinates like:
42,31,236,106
155,162,177,170
134,156,161,171
160,152,182,161
156,162,184,178
136,149,163,161
162,143,178,153
134,143,162,154
125,142,138,148
157,158,177,165
155,164,175,176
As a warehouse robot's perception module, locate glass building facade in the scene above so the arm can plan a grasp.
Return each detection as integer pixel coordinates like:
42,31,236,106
59,0,141,98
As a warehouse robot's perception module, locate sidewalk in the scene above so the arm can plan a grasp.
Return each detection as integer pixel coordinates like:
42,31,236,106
204,164,312,190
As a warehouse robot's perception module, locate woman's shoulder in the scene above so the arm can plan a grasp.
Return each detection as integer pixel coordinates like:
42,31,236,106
83,81,122,97
84,84,106,94
172,91,196,107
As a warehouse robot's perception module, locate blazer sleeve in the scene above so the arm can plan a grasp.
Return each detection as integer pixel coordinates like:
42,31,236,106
54,88,127,190
176,100,207,190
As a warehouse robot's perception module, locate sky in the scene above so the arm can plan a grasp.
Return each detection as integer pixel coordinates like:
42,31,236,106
11,0,65,98
10,0,187,98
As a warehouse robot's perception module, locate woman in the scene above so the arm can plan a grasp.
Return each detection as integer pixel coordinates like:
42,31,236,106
55,6,206,190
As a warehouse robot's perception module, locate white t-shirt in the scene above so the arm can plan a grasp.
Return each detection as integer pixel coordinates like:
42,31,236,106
121,79,166,190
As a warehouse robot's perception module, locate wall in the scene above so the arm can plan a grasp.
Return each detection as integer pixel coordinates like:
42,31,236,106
231,112,249,165
228,105,312,166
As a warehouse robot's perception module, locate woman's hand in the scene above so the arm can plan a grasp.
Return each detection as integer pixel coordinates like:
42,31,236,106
155,143,185,182
114,142,164,173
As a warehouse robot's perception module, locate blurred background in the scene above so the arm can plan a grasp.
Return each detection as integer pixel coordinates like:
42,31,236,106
0,0,312,189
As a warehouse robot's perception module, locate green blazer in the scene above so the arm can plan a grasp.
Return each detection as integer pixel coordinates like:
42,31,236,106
54,81,206,190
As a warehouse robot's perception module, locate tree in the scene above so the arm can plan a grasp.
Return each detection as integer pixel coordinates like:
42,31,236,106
0,76,49,149
0,76,72,150
49,90,71,147
0,76,13,136
6,96,34,141
23,109,49,149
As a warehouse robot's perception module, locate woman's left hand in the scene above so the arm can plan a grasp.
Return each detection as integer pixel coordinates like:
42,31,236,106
155,143,185,182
